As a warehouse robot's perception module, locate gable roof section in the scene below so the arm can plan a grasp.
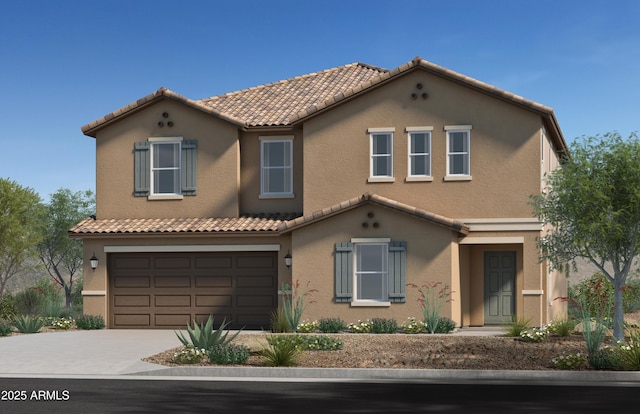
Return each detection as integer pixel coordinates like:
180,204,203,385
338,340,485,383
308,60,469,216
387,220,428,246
278,192,469,235
68,213,301,238
80,57,567,154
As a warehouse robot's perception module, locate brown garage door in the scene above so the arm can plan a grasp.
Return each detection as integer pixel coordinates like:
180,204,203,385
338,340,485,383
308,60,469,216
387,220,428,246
108,251,278,329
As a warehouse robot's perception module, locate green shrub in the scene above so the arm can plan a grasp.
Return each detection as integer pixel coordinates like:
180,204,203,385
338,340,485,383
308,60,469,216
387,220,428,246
433,317,456,334
208,344,250,365
589,346,625,370
259,335,300,366
59,304,83,320
14,288,46,316
551,352,587,370
318,317,346,333
173,347,207,364
42,296,63,318
175,315,240,350
71,278,83,307
503,316,531,337
266,334,343,351
297,320,319,333
520,326,549,343
270,308,292,333
546,319,577,337
75,314,105,330
616,329,640,370
401,317,427,334
347,320,371,333
13,315,45,333
370,318,398,334
0,320,13,336
49,317,74,330
568,273,639,320
0,294,17,321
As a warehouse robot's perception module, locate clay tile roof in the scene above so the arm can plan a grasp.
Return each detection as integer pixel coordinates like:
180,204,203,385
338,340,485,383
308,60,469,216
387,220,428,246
68,213,301,237
278,192,469,235
198,62,388,127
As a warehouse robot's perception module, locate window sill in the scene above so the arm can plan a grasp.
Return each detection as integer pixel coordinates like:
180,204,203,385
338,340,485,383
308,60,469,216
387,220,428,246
259,193,295,199
148,194,184,200
444,175,472,182
405,176,433,182
350,300,391,307
367,177,395,183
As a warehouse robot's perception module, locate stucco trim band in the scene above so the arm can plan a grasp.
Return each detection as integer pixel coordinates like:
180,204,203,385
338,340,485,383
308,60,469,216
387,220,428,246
82,290,107,296
460,219,542,232
104,244,281,253
522,290,544,296
459,237,524,245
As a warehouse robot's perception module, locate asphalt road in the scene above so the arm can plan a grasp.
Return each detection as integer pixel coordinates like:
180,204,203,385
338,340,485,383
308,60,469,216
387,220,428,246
1,377,639,413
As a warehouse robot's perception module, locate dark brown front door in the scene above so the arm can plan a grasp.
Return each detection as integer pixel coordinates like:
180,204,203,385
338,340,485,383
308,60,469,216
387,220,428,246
484,251,516,325
108,251,277,329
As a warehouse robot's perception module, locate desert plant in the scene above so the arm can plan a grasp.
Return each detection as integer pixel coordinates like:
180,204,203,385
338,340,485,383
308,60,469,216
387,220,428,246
173,347,207,364
551,352,587,370
408,282,452,334
266,334,343,351
208,344,251,365
546,319,577,337
503,316,531,337
616,328,640,370
175,315,240,350
347,319,371,333
13,315,45,333
49,317,74,330
14,288,45,316
259,335,300,366
280,280,317,332
318,317,346,333
297,320,319,333
0,320,12,336
370,318,398,334
433,317,456,334
401,317,427,334
0,293,16,321
75,314,105,330
42,296,63,318
270,308,292,333
520,326,549,343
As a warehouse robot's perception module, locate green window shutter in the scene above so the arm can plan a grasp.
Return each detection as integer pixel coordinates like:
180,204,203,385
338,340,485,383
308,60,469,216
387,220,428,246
181,140,197,195
388,241,406,302
335,242,353,303
134,141,150,196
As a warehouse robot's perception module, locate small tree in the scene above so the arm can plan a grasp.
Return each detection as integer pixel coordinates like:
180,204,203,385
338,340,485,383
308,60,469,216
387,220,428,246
531,132,640,341
36,188,94,307
0,178,44,299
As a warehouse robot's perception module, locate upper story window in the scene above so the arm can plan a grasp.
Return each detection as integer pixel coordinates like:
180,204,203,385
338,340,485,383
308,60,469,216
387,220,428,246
151,140,181,195
445,125,472,181
134,137,197,199
260,136,293,198
406,127,433,181
368,128,394,182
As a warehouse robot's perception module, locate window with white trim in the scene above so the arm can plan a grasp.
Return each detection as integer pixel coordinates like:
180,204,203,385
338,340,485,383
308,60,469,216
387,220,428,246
260,137,293,197
445,126,471,177
354,242,389,302
368,128,394,181
150,140,181,195
407,127,432,178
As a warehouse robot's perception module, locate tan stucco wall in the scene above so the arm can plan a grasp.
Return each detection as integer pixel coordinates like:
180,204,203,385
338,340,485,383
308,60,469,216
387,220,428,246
290,203,462,325
302,70,543,219
94,100,240,219
81,235,291,326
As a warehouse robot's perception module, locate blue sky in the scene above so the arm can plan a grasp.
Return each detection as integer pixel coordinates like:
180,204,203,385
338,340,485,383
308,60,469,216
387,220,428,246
1,0,638,200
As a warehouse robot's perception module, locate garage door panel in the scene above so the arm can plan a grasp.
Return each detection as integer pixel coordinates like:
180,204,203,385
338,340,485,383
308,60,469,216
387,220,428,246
155,314,192,327
109,251,277,329
195,257,233,269
154,276,191,288
195,276,232,287
113,314,151,327
114,295,150,307
195,295,233,307
155,295,191,307
113,276,150,288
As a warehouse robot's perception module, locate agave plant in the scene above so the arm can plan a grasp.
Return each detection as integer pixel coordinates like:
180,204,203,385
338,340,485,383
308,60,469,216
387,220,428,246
175,315,241,350
13,315,46,334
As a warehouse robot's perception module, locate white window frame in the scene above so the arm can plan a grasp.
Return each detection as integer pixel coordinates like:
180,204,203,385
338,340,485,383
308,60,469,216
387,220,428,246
352,238,390,306
149,137,183,197
368,128,395,182
444,125,472,181
406,126,433,182
259,136,294,198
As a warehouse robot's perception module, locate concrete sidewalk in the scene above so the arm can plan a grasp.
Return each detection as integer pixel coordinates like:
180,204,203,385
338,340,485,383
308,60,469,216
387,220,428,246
1,328,639,385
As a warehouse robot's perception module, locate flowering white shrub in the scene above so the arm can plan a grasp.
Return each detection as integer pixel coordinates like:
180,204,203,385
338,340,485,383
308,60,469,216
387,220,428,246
51,317,74,330
520,326,549,343
173,347,207,364
551,352,587,370
347,320,372,333
297,320,319,333
401,317,427,334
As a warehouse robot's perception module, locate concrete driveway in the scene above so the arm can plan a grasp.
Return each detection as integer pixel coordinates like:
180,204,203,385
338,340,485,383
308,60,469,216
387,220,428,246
0,330,179,375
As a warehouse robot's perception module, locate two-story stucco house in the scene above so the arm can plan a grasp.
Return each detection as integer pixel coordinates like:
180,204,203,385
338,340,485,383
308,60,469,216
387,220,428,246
70,57,568,329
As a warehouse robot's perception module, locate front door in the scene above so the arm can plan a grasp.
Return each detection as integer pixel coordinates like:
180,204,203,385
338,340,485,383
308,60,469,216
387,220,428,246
484,251,515,324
